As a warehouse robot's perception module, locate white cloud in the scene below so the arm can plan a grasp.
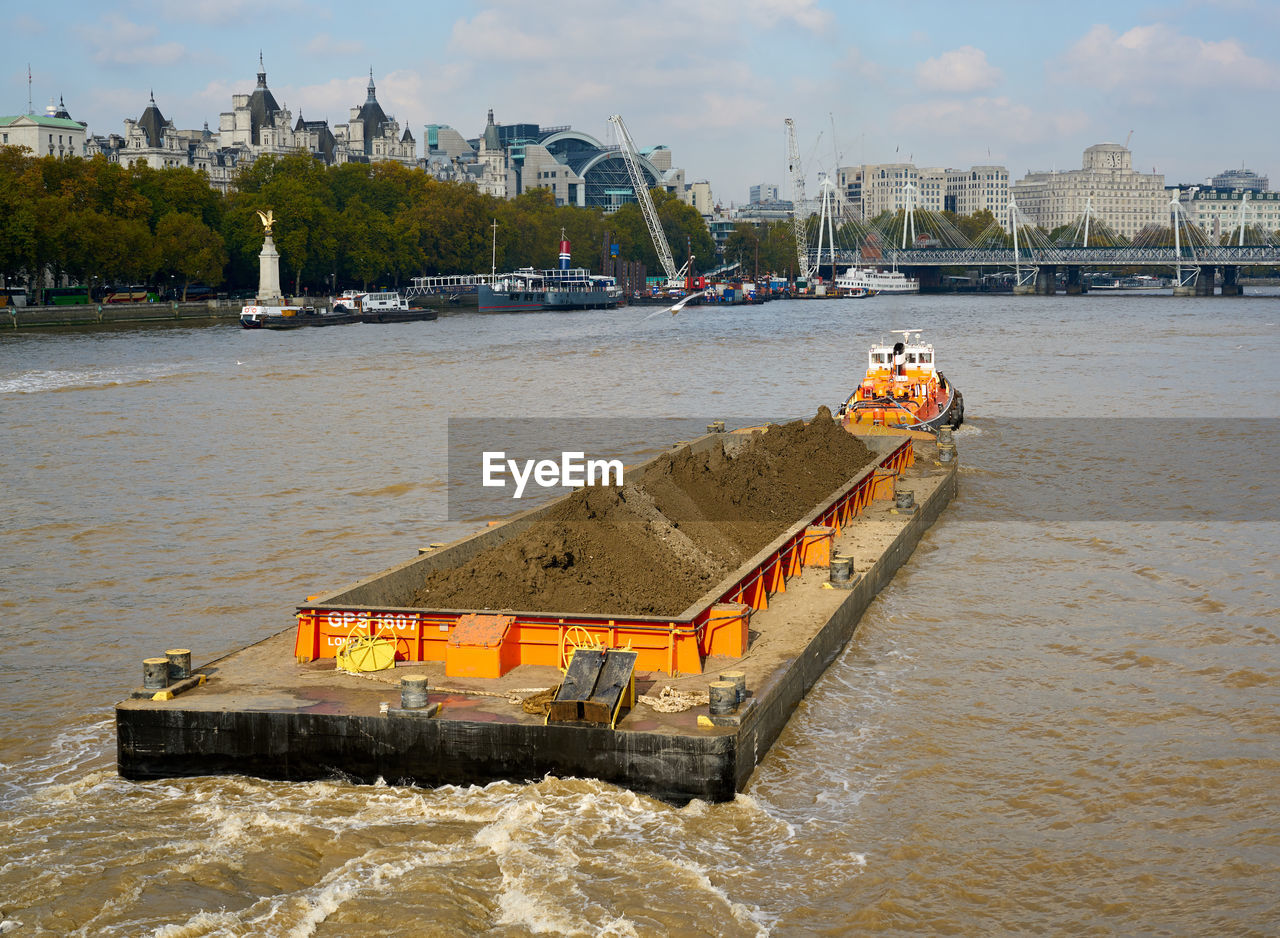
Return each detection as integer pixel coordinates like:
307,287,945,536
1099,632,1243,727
145,0,306,26
305,34,367,58
277,75,368,125
184,79,238,125
450,0,829,62
892,96,1088,148
76,14,186,68
915,46,1002,93
445,3,775,147
731,0,832,32
1058,23,1279,93
450,9,562,61
839,47,884,83
13,14,44,35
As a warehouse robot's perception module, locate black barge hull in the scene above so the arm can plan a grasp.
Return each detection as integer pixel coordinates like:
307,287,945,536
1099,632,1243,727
117,445,956,804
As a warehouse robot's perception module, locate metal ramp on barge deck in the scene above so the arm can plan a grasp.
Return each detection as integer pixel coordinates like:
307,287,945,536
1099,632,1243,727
547,648,637,729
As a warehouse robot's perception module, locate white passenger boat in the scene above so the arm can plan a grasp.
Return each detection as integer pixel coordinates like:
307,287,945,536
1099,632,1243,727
835,267,920,295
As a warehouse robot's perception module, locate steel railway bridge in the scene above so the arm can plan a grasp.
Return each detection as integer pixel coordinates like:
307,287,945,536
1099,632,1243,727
808,245,1280,295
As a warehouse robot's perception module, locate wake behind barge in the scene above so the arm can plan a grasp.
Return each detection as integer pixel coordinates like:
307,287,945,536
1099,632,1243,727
117,427,957,803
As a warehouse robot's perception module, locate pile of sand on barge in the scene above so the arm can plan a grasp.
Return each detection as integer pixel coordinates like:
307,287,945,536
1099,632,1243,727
413,407,873,617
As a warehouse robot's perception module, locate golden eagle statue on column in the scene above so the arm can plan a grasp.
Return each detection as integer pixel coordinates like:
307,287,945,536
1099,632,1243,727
255,209,274,236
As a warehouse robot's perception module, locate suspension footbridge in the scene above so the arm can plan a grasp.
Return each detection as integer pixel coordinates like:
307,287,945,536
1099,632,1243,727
790,155,1280,295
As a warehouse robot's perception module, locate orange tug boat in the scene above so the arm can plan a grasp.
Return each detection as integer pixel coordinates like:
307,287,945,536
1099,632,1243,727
838,329,964,437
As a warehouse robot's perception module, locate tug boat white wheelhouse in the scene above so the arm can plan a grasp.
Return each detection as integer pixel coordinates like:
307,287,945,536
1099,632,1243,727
837,329,963,435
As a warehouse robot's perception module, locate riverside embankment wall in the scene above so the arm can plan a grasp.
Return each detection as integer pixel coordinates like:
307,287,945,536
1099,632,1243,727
4,300,243,328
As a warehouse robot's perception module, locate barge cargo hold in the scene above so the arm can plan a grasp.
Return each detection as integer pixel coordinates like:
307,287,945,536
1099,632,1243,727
117,429,957,803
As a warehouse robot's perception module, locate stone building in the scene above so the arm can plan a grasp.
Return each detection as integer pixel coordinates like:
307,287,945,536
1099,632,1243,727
749,183,779,204
219,61,368,167
686,181,714,216
333,72,416,166
1170,184,1280,241
424,110,686,212
944,165,1010,217
836,161,1007,220
88,92,239,191
1210,167,1268,192
86,62,418,192
0,98,87,158
1012,144,1165,239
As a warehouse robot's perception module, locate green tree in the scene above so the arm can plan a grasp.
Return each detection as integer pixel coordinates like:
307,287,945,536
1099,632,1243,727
498,188,561,269
56,205,155,291
155,212,228,298
335,199,393,289
955,209,1003,244
723,222,761,271
602,188,713,277
0,148,42,288
225,153,338,294
131,163,222,230
401,177,495,276
1219,224,1268,246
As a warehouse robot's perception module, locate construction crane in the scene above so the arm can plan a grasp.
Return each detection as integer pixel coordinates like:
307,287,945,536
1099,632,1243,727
608,114,686,285
785,118,814,281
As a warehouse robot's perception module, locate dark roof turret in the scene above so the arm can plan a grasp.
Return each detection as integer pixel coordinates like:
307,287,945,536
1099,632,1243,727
355,69,389,154
247,55,281,145
138,91,166,148
482,108,500,151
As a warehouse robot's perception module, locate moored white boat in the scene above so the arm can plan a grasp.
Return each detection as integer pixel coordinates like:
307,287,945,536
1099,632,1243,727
835,267,919,294
478,268,620,313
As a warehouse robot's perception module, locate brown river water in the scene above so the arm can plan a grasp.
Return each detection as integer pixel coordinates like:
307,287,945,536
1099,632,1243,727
1,293,1277,936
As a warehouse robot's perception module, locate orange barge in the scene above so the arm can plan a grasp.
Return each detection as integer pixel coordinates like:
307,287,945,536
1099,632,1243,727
293,436,914,678
117,425,956,803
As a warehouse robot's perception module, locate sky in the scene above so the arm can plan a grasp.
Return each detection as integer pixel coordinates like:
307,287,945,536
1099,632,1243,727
7,0,1279,206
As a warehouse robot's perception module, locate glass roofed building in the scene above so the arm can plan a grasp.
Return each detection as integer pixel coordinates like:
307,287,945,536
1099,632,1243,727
427,110,684,212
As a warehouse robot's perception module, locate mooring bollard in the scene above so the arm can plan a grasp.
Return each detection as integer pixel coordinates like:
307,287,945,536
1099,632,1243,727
829,554,852,587
939,445,955,464
719,670,747,705
142,657,170,690
165,648,191,682
937,426,954,447
708,681,738,715
401,674,429,710
895,489,915,511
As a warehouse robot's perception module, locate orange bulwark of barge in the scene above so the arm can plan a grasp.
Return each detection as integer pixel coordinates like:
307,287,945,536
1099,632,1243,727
117,423,958,804
292,437,914,679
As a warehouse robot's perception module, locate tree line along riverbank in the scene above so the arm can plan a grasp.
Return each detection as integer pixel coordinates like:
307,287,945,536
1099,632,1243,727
0,148,714,302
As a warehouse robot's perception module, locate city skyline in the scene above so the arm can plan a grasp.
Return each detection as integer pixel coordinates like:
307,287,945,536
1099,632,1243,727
7,0,1279,203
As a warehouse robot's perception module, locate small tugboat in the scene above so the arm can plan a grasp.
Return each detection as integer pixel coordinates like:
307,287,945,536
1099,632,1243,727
330,290,438,323
240,304,308,329
836,329,963,435
240,305,359,329
331,290,365,313
355,291,438,324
